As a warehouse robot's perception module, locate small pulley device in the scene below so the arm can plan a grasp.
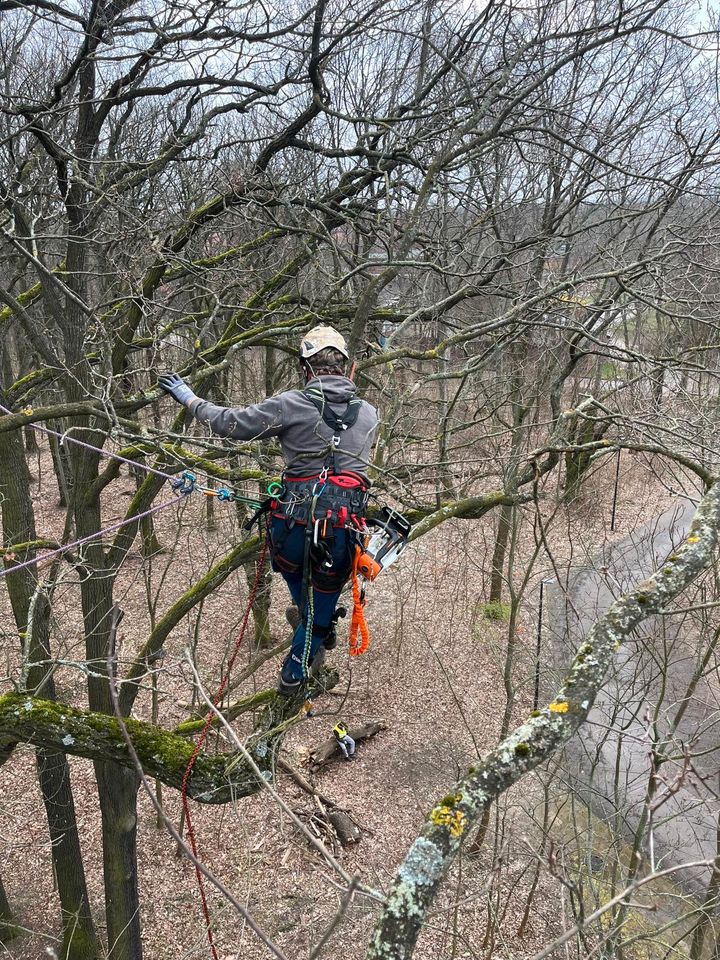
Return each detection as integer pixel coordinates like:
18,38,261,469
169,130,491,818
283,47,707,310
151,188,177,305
356,506,412,581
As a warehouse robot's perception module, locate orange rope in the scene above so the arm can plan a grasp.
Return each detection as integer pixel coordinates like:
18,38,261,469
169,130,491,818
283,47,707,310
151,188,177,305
349,545,370,656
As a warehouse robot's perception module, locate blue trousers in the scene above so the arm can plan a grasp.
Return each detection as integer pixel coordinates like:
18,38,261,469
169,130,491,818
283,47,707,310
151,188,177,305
270,517,353,679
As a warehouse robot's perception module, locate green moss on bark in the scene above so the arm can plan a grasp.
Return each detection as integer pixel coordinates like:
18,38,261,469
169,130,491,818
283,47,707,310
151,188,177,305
0,693,267,803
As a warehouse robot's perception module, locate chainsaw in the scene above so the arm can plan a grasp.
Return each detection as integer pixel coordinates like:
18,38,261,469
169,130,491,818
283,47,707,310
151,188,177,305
356,506,412,581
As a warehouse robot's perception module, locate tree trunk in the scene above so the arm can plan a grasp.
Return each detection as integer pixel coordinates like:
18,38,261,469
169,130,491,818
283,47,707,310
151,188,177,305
246,558,273,647
24,423,38,454
564,417,610,500
0,873,20,945
205,476,217,532
48,420,72,507
131,462,162,556
265,343,275,396
63,349,143,959
38,750,99,960
489,502,512,604
75,499,143,960
95,761,141,960
0,402,99,960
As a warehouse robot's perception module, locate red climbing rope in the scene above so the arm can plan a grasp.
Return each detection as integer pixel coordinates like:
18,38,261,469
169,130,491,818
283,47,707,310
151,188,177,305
349,545,370,656
180,532,269,960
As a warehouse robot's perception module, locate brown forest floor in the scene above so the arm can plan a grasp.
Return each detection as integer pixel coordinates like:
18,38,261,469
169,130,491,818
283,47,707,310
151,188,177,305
0,446,689,960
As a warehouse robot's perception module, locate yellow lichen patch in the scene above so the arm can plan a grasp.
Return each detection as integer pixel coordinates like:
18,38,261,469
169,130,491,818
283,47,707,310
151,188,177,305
430,805,466,838
549,701,569,714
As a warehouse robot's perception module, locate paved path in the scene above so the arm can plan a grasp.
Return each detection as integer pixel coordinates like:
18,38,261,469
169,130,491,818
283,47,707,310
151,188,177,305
547,498,720,895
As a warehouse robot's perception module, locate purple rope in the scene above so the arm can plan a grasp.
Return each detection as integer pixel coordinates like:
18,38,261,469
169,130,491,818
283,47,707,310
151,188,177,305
0,402,174,481
0,496,182,579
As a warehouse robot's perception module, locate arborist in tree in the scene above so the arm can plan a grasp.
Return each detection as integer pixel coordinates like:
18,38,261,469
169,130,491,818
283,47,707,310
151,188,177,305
159,325,379,694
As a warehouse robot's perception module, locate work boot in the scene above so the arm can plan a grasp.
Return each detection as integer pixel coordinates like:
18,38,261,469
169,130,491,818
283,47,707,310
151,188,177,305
277,654,304,697
323,606,347,650
309,646,326,676
277,645,327,695
286,605,301,631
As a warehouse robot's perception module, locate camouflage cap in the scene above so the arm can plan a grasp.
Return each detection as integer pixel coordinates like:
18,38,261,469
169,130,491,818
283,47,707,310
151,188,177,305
299,325,349,360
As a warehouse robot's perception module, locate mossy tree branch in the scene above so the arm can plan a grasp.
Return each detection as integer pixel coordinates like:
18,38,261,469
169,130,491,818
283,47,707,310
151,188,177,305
0,690,289,804
366,481,720,960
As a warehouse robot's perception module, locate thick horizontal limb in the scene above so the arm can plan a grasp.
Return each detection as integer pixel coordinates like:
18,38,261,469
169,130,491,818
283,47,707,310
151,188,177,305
0,691,275,804
0,671,339,804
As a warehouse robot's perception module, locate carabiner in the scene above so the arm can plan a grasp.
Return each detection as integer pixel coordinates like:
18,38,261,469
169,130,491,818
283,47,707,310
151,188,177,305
312,467,329,497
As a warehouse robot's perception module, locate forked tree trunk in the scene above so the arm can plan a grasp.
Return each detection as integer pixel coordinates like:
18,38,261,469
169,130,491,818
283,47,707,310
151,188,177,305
564,416,611,501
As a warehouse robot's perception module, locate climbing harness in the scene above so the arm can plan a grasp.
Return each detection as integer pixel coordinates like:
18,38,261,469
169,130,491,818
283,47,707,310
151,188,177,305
270,471,369,674
272,470,369,526
269,470,411,666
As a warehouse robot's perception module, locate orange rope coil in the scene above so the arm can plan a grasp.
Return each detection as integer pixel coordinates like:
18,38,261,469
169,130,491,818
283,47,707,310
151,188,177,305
349,545,370,656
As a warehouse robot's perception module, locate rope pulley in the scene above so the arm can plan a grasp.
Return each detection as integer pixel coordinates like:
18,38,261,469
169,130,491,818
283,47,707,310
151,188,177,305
171,469,197,495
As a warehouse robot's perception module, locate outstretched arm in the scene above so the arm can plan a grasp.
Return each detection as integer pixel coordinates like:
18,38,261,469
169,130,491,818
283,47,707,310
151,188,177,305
158,372,284,441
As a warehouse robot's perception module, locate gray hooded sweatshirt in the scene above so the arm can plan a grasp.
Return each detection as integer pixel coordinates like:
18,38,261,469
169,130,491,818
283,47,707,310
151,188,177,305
192,376,379,482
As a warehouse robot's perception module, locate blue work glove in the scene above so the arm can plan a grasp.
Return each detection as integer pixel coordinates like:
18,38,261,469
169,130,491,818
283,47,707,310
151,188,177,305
158,372,197,407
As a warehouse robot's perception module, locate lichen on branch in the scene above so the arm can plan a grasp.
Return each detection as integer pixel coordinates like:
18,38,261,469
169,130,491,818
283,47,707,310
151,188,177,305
366,481,720,960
